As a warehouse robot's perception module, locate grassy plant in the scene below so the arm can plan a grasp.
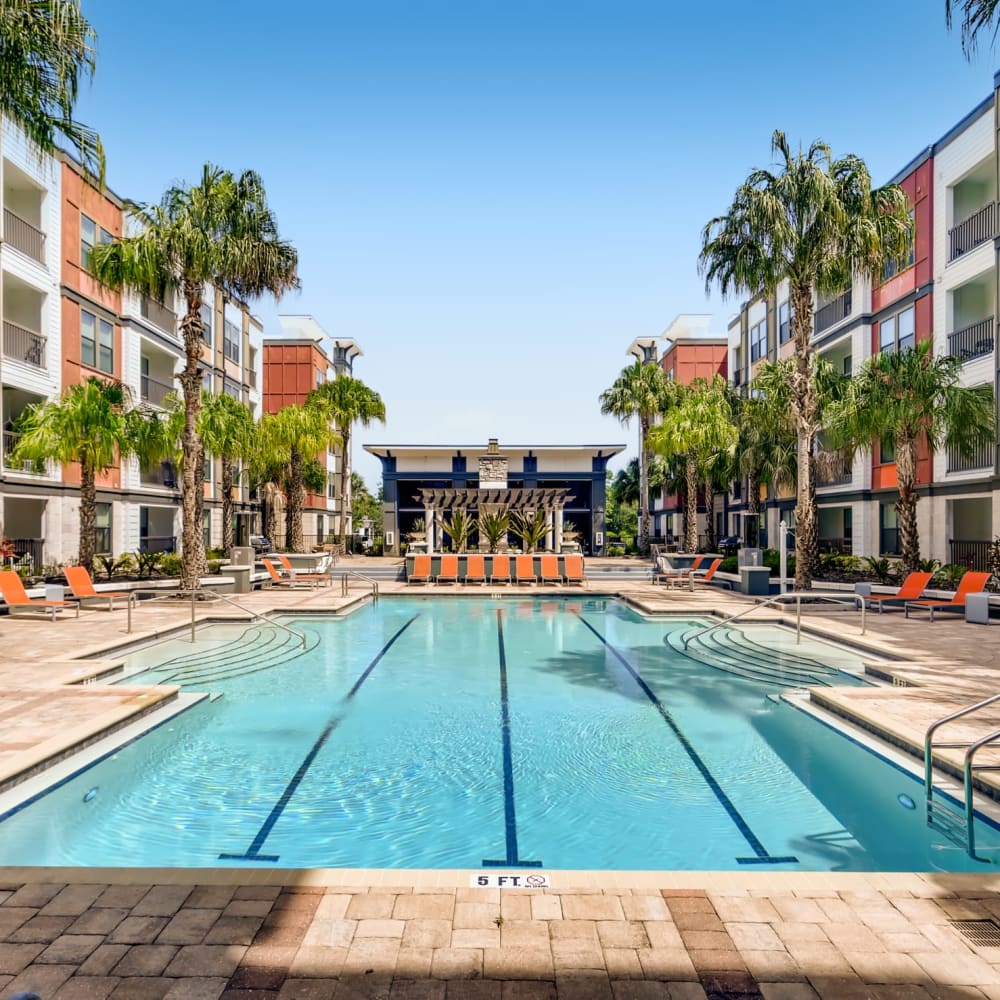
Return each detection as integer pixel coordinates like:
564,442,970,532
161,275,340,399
480,507,510,553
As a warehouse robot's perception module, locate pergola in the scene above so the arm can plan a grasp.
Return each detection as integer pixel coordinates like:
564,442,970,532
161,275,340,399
415,486,571,553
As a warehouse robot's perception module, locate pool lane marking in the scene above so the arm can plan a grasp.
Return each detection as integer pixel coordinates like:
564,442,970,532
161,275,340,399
576,615,798,866
219,613,420,862
483,608,543,868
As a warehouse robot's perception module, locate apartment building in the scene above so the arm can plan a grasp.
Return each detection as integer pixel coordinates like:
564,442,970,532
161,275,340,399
724,72,1000,570
262,315,362,549
0,133,265,568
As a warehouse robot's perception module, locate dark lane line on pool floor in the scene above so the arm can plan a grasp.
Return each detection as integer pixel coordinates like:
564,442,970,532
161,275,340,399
483,608,543,869
219,613,421,863
576,615,798,866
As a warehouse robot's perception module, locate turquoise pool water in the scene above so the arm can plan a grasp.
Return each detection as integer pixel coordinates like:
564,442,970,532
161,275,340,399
1,597,997,870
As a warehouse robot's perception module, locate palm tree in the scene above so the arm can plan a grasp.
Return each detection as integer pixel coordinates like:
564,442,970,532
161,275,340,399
599,359,668,554
826,342,995,573
0,0,104,180
648,377,738,554
9,377,130,567
199,393,254,554
700,130,912,588
946,0,1000,54
440,508,474,554
89,165,299,590
260,405,340,553
307,375,386,547
732,390,796,521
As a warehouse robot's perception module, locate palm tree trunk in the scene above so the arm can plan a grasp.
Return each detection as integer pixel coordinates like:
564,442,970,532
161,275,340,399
221,456,234,553
78,462,97,568
747,471,761,516
895,436,920,574
288,448,305,552
704,479,716,552
179,284,207,591
790,282,818,591
338,424,352,548
264,481,281,542
685,455,698,553
194,447,207,575
639,416,651,555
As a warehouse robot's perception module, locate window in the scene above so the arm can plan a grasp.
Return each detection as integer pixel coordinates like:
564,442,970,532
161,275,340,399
778,301,791,344
204,453,213,482
879,305,915,354
316,369,325,387
843,355,852,376
327,472,337,499
223,378,241,400
203,509,212,548
879,437,896,464
223,319,241,363
883,209,916,281
200,303,213,344
80,214,96,266
749,316,767,362
95,503,112,555
316,515,325,544
81,309,114,373
201,369,213,393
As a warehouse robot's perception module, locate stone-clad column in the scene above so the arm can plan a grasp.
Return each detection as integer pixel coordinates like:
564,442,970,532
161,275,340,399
554,508,564,552
425,506,434,554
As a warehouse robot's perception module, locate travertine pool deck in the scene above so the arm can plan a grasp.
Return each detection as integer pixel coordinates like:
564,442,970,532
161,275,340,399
3,560,1000,996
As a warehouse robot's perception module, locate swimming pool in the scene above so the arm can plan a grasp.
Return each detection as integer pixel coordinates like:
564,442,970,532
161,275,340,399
1,597,997,870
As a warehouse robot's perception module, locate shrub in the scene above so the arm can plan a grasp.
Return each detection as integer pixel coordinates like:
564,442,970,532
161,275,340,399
863,556,901,584
207,559,224,575
134,551,163,579
934,563,966,590
159,552,183,577
205,547,228,560
720,556,738,574
607,544,626,557
94,553,135,580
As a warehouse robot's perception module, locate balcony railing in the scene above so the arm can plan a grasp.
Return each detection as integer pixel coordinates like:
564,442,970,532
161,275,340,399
4,209,45,264
950,539,991,572
139,534,176,554
2,431,48,475
140,296,177,333
3,320,46,368
3,538,44,572
819,537,852,555
948,202,998,262
141,372,175,407
947,439,995,473
814,289,852,334
141,462,178,489
947,316,994,362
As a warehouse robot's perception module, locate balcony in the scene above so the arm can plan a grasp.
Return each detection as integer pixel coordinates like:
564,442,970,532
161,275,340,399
141,372,175,407
2,431,48,475
4,209,45,264
947,317,994,363
947,439,995,473
139,534,176,554
140,296,177,333
816,463,852,487
950,539,991,572
3,320,46,368
814,289,852,335
141,461,178,489
948,202,998,263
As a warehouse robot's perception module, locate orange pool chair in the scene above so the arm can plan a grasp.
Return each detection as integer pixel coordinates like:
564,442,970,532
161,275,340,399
463,554,486,585
693,558,734,590
408,554,432,585
539,554,562,585
563,554,586,586
515,555,537,586
905,571,992,621
263,558,318,589
437,554,459,585
0,570,79,620
858,572,933,613
490,555,511,585
654,554,702,587
276,554,331,587
64,565,135,611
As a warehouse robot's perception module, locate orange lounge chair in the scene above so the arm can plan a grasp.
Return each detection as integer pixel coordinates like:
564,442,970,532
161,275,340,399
0,570,79,620
654,554,702,588
437,554,459,585
463,554,486,585
277,554,331,586
490,554,511,585
693,558,735,590
263,558,318,589
905,571,992,621
539,554,562,585
859,572,934,613
408,554,432,585
515,555,537,586
64,565,135,611
563,554,586,586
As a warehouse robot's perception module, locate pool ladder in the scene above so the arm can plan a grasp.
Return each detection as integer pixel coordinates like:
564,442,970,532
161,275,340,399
924,694,1000,862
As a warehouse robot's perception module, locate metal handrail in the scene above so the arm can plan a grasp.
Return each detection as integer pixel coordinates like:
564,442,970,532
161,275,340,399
125,585,308,648
681,591,865,649
340,569,379,600
965,729,1000,859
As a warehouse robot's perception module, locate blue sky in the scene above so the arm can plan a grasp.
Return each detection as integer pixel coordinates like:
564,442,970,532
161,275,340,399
79,1,996,487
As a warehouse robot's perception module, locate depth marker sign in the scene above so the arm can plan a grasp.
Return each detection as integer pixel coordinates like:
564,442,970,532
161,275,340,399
470,873,551,888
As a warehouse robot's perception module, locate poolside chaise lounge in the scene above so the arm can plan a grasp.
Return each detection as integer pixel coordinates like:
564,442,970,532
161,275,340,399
654,554,702,589
262,558,319,589
905,571,992,621
436,554,459,585
515,555,536,586
463,554,487,585
408,555,432,585
858,571,934,613
490,554,512,585
0,569,80,620
539,554,563,585
276,554,332,586
563,554,585,586
692,558,735,590
64,565,136,611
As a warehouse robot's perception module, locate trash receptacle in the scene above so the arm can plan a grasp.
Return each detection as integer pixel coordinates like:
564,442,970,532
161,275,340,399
739,566,771,596
966,592,990,625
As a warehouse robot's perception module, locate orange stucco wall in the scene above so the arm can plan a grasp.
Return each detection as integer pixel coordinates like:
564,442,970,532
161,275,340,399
661,343,728,385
